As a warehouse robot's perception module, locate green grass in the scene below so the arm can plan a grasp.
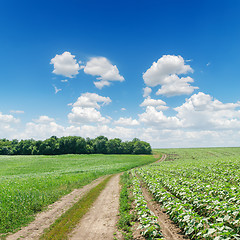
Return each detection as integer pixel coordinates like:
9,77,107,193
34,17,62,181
0,154,156,235
40,175,112,240
154,147,240,163
117,172,134,240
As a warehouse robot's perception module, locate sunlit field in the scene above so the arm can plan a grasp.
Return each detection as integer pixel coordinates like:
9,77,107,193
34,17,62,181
131,147,240,239
0,154,156,234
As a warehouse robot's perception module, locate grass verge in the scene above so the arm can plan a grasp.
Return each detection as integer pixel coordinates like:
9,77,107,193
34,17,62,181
117,172,134,240
40,175,112,240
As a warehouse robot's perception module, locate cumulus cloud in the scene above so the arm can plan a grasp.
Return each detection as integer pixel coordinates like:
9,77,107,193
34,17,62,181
139,92,240,131
50,52,82,78
143,87,152,97
139,106,183,129
68,107,111,124
33,116,55,124
93,80,111,89
143,55,198,96
0,112,20,138
140,97,168,110
72,93,111,109
84,57,124,89
156,75,198,97
0,112,20,124
114,117,139,126
23,117,65,140
174,92,240,130
68,93,112,125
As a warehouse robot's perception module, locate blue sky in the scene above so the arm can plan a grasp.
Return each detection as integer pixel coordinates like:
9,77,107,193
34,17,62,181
1,0,240,147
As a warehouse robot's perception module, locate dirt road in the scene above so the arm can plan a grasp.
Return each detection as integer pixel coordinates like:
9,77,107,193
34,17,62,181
156,153,167,163
6,176,106,240
69,174,121,240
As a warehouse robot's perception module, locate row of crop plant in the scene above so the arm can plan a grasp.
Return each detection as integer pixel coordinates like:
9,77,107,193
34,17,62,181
137,166,240,239
131,171,163,239
118,167,240,239
118,171,164,239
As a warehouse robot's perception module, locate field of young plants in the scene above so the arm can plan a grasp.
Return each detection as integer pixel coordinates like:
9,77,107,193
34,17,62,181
0,154,156,235
122,148,240,239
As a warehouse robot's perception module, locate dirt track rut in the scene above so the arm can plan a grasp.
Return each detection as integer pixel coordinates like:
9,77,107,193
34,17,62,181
69,174,120,240
141,186,188,240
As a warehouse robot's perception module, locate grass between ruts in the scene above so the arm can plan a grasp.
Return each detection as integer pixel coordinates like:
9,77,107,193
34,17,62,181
116,172,135,240
40,175,112,240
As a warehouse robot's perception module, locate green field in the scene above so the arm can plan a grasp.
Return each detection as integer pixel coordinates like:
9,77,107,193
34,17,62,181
131,147,240,239
0,154,156,235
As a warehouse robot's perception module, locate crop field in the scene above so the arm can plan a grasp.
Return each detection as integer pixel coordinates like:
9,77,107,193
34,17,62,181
0,154,156,235
128,148,240,239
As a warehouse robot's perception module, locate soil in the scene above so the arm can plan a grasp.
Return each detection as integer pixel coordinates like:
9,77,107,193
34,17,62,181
69,174,121,240
6,176,107,240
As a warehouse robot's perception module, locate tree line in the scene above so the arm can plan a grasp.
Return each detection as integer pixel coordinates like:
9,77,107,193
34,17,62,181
0,136,152,155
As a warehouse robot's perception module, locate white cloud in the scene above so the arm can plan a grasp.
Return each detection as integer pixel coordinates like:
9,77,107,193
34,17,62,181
93,80,111,89
68,107,111,125
68,93,111,125
50,52,82,78
174,92,240,130
139,92,240,131
10,110,24,114
65,124,137,141
0,112,19,124
114,117,139,126
143,87,152,97
33,116,55,124
156,75,198,97
64,124,239,148
0,112,20,139
121,108,126,111
143,55,198,96
72,93,111,109
139,106,183,129
84,57,124,89
207,62,211,66
137,128,240,148
61,79,68,83
140,97,168,110
23,117,65,140
143,55,193,87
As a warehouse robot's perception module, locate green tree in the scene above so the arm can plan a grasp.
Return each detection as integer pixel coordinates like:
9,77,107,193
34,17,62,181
93,136,108,154
132,141,152,154
107,138,122,154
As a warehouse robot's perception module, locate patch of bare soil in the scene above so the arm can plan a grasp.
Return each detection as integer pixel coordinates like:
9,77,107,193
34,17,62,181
69,174,121,240
165,153,179,162
6,176,107,240
141,186,189,240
